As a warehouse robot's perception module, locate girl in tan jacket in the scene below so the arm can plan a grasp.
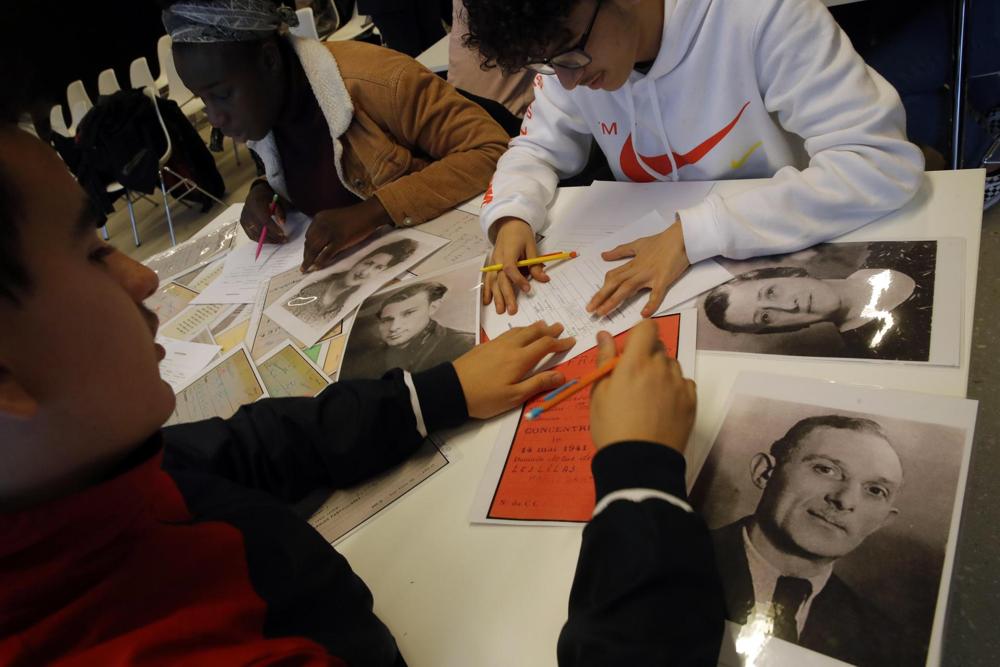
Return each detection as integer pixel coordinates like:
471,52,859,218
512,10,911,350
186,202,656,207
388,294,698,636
164,0,509,271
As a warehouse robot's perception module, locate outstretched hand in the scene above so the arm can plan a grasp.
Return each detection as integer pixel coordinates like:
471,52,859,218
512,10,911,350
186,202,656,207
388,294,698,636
587,220,690,318
453,321,575,419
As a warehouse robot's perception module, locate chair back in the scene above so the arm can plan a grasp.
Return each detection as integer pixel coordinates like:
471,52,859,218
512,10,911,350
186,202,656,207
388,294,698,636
130,57,157,92
144,87,173,168
66,80,94,133
159,34,195,106
98,69,122,97
49,104,71,137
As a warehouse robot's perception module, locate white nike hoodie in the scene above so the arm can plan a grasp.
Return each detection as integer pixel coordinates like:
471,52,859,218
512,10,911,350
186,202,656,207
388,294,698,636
479,0,925,263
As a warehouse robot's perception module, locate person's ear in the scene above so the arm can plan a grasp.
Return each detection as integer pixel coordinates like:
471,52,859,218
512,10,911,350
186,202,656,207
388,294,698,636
259,39,283,76
428,298,443,316
0,366,38,419
750,452,775,490
880,507,900,529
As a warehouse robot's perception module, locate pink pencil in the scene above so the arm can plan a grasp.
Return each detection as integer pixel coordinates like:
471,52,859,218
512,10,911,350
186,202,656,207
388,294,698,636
255,194,279,261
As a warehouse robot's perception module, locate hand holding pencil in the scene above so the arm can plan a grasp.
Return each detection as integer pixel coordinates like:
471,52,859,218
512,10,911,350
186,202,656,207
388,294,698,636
588,320,697,454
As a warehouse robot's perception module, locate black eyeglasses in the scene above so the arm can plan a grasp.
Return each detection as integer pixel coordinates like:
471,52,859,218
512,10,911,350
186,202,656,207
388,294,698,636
525,0,603,75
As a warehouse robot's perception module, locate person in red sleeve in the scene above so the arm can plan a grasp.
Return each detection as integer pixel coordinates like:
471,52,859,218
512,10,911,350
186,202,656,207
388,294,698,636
0,114,722,666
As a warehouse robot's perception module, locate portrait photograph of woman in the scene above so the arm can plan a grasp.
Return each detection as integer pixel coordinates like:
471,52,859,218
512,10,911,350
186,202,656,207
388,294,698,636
265,228,447,346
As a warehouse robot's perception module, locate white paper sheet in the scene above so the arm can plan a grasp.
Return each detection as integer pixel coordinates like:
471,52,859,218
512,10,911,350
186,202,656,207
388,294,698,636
407,209,493,277
190,212,311,305
482,211,732,365
540,181,715,253
308,437,449,545
156,338,223,392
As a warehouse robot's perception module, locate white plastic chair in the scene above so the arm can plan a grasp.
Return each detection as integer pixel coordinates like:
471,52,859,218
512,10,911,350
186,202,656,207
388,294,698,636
290,7,320,39
97,68,122,97
159,34,206,118
49,104,71,137
326,2,375,42
66,80,94,136
129,57,158,93
154,34,170,91
145,87,224,246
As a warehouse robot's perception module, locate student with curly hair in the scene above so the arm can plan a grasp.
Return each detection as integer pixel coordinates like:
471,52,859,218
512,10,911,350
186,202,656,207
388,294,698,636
461,0,925,320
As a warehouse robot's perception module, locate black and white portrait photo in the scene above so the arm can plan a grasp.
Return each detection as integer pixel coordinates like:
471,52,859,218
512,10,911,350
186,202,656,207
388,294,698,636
265,229,447,346
338,258,481,380
697,240,964,364
691,374,976,667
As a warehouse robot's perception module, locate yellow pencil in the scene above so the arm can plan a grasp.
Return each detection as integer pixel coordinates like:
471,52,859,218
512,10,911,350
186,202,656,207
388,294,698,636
481,251,578,273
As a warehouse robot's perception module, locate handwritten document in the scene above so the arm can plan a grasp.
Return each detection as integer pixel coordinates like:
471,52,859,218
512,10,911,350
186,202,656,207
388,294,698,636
160,303,232,341
407,209,491,277
482,211,730,366
256,342,329,398
471,313,694,525
145,282,199,324
165,345,267,426
309,438,448,544
191,212,310,305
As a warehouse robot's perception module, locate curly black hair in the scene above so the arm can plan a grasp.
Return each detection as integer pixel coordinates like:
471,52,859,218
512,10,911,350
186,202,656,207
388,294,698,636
461,0,579,73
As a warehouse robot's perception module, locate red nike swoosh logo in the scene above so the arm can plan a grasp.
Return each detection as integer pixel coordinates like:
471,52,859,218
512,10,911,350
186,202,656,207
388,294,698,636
619,101,751,182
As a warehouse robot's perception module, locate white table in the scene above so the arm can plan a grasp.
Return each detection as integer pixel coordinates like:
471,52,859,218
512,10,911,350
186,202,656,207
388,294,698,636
335,170,985,667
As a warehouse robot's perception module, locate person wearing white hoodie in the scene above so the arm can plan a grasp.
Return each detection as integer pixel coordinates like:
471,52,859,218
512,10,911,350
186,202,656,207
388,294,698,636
461,0,925,318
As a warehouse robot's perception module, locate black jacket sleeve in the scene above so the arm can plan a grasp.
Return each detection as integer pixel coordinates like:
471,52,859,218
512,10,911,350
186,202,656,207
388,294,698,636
160,364,467,503
558,442,726,667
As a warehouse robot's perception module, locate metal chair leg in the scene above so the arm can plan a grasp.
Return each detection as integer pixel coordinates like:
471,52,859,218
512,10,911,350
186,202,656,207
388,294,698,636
232,139,241,166
125,189,141,247
951,0,971,169
158,170,178,247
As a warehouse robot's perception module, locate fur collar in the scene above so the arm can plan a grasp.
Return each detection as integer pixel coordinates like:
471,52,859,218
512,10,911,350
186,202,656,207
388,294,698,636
247,36,359,200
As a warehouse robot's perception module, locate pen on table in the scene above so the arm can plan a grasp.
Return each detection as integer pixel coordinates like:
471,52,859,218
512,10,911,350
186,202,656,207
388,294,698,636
255,194,280,262
526,355,621,420
480,251,577,273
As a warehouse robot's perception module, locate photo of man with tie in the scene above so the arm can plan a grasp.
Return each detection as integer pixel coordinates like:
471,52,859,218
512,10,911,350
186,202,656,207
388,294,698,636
707,415,907,666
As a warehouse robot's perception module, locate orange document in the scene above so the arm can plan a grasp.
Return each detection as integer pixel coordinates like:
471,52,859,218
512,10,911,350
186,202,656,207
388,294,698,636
486,314,681,522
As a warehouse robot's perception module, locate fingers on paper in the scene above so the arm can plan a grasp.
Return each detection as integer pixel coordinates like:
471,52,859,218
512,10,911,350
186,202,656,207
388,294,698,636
602,242,636,261
514,370,565,401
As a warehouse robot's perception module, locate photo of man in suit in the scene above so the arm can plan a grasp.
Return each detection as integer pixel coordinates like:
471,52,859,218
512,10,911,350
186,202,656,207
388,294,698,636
712,415,905,666
340,281,475,380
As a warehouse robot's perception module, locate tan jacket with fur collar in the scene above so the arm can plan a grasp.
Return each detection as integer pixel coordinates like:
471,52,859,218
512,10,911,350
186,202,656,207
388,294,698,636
248,37,508,227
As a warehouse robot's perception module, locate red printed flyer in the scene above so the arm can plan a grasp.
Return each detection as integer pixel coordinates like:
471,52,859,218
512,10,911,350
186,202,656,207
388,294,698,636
470,312,695,525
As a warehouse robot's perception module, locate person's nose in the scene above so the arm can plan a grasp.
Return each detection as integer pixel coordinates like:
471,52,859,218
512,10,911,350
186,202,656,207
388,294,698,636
107,251,159,303
826,482,860,512
555,67,587,90
768,295,798,312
